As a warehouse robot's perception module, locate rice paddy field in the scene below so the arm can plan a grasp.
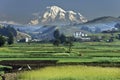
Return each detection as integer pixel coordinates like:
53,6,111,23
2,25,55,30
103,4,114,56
0,41,120,63
17,65,120,80
0,41,120,80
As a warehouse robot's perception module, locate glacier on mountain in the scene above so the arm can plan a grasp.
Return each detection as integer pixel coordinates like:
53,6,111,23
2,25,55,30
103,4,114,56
29,6,87,25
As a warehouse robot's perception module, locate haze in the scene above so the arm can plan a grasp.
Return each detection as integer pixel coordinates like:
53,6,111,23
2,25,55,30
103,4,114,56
0,0,120,24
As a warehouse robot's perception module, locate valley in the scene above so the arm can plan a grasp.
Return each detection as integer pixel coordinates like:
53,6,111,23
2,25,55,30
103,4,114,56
0,2,120,80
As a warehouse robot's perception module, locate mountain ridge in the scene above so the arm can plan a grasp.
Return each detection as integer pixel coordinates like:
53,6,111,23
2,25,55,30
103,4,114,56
86,16,120,24
30,6,87,25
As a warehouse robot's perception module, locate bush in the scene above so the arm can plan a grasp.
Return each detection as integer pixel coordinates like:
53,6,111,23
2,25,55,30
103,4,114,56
7,32,14,45
53,39,60,46
0,35,6,47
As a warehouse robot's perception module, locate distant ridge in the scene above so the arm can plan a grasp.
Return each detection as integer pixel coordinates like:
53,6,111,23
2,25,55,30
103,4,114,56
86,16,120,24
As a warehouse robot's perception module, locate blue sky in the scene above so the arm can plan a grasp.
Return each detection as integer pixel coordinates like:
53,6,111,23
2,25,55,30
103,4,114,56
0,0,120,23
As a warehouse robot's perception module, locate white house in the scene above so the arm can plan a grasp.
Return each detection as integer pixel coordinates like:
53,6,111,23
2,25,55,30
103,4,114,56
73,31,90,41
18,37,30,43
74,31,88,38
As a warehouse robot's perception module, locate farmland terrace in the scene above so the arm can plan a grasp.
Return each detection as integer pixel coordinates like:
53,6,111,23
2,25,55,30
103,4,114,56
0,60,58,72
0,60,120,72
0,42,120,71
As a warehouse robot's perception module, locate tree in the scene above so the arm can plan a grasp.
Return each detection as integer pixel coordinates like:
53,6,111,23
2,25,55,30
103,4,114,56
53,29,61,46
115,23,120,31
0,25,17,37
109,37,114,42
65,37,74,53
53,39,60,46
116,34,120,40
59,34,66,44
7,32,14,45
6,25,17,36
53,29,60,39
0,35,6,47
67,41,73,53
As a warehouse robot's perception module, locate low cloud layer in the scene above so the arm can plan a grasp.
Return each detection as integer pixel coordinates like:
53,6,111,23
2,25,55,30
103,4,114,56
0,21,19,25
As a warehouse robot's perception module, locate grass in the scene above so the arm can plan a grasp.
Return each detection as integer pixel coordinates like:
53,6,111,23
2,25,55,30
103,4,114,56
0,42,120,63
0,41,120,80
17,65,120,80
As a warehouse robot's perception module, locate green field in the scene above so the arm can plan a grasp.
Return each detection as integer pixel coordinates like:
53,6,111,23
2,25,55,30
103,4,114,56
17,65,120,80
0,41,120,80
0,41,120,63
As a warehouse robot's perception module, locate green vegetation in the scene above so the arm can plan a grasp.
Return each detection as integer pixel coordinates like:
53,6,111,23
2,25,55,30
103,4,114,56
7,32,14,45
0,35,6,47
0,41,120,63
17,65,120,80
0,25,17,37
0,38,120,80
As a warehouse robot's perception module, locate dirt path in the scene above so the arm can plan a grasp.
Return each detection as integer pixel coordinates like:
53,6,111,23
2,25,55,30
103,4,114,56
4,73,18,80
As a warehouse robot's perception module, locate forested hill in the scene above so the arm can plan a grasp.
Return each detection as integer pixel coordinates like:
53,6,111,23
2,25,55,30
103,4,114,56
0,25,17,37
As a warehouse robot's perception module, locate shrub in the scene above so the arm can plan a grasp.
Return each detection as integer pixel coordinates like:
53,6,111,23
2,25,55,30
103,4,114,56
7,32,14,45
0,35,6,47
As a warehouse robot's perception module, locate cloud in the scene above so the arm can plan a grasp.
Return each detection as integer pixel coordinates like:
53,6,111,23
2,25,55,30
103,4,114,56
0,21,19,25
29,19,39,25
32,12,40,17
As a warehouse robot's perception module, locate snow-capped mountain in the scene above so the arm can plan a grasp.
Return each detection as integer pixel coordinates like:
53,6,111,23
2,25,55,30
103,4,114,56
30,6,87,25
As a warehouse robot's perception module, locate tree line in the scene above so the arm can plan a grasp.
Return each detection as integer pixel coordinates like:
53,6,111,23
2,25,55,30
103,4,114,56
0,25,15,47
53,29,74,53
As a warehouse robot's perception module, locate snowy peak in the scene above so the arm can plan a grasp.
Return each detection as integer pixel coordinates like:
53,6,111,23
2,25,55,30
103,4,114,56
68,11,76,15
46,6,66,13
42,6,66,23
30,6,87,25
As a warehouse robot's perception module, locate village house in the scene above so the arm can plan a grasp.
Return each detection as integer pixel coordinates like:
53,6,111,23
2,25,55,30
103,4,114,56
18,37,30,43
73,31,91,41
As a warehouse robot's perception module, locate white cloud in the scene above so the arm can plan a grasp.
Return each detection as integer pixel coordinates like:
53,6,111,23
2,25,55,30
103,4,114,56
29,19,39,25
0,21,19,25
32,12,40,17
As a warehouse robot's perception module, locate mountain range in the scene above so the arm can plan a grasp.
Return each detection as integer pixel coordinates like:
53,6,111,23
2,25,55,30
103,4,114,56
86,16,120,24
0,6,120,41
29,6,87,25
1,6,120,26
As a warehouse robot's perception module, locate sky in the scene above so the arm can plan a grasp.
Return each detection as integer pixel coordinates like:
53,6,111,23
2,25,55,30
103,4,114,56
0,0,120,24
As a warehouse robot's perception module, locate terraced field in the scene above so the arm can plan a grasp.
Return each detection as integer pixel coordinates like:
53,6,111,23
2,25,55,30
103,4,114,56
0,41,120,80
0,42,120,63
